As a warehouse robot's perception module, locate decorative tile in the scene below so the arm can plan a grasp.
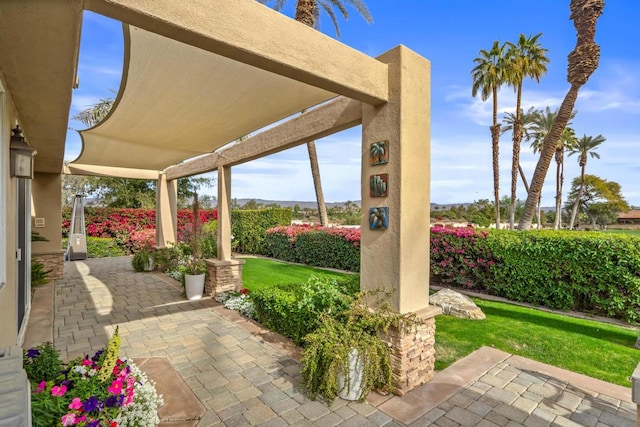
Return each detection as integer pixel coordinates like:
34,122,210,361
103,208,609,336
369,140,389,165
369,174,389,197
369,207,389,230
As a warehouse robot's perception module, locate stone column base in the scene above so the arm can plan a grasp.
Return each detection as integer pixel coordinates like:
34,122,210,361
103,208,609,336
204,258,245,297
32,250,65,280
382,306,441,396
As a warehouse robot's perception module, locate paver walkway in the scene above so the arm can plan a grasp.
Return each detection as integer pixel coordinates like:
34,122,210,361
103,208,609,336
28,256,637,426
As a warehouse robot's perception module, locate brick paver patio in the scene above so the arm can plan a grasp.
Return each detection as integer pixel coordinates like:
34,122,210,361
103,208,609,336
25,256,637,426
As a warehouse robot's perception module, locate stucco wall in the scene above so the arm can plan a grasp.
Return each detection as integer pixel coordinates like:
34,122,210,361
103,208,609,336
0,88,18,347
32,172,64,279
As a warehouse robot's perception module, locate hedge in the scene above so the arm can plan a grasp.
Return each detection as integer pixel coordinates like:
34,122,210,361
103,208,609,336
251,276,358,345
430,228,640,323
231,208,292,254
265,225,360,272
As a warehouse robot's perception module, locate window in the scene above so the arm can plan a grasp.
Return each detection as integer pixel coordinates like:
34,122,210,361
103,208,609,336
0,84,6,290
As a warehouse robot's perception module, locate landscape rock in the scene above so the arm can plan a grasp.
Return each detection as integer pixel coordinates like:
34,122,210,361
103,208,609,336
429,288,486,320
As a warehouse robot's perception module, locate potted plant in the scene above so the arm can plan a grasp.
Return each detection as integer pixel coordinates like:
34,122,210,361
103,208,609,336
182,192,207,300
300,291,419,403
132,246,155,272
183,255,207,300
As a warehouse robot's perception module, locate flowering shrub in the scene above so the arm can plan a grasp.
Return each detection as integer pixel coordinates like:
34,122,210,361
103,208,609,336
125,228,156,254
265,226,361,272
62,207,217,243
429,226,495,290
25,328,163,427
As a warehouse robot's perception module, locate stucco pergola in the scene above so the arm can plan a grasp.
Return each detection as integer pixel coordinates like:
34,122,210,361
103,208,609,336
3,0,437,394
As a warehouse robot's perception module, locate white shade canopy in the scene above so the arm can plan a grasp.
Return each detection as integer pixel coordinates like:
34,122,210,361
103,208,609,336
74,24,337,171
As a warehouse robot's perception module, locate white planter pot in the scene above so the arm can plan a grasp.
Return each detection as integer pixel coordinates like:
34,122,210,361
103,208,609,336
184,273,205,300
337,348,365,401
143,257,154,272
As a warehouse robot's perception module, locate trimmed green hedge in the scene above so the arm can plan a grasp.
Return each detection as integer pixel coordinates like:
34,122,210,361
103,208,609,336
482,230,640,323
251,276,358,345
265,225,361,272
231,208,292,254
430,228,640,323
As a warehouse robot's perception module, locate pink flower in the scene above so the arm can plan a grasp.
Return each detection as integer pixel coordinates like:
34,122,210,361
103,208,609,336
108,379,123,395
61,413,76,426
51,384,67,397
34,381,46,394
82,358,93,366
68,397,83,410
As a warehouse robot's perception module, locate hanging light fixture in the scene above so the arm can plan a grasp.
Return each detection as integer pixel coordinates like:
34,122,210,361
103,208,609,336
9,125,37,179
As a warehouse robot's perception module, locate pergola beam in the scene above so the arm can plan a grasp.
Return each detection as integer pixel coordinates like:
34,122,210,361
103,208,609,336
165,96,362,180
63,163,159,180
85,0,388,105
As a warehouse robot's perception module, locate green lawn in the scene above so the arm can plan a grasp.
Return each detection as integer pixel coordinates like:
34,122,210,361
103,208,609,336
241,257,638,387
600,229,640,237
240,257,350,291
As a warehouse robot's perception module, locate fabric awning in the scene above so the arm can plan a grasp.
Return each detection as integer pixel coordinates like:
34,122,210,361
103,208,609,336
73,24,337,172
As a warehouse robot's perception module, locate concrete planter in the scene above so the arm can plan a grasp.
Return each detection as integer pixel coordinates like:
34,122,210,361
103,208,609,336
184,274,205,300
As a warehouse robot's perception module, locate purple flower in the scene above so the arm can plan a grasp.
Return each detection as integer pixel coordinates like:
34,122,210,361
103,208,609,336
92,349,104,362
87,421,101,427
83,396,100,412
105,395,118,408
26,348,41,358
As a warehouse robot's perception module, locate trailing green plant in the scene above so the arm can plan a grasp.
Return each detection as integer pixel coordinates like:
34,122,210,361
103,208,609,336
301,290,420,403
62,237,129,258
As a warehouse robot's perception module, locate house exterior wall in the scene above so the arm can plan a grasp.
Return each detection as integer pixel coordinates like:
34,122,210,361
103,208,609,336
32,172,64,279
0,83,19,347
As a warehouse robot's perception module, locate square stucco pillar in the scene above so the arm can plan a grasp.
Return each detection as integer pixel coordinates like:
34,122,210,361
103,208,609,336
207,165,244,296
361,46,439,394
156,173,177,247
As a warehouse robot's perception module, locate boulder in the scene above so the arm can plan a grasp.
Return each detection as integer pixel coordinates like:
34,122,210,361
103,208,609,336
430,288,485,320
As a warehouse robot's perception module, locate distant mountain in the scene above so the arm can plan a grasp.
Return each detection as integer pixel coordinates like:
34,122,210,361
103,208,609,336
235,199,554,212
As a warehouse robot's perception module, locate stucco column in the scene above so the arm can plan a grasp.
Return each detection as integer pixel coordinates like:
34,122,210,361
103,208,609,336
361,45,438,395
206,165,244,296
31,173,64,279
361,46,431,313
155,172,177,247
217,165,232,261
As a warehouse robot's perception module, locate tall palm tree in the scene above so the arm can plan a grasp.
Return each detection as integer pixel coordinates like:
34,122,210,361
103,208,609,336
518,0,605,230
530,107,577,229
258,0,372,226
502,106,538,194
504,33,549,229
471,41,509,229
567,134,605,228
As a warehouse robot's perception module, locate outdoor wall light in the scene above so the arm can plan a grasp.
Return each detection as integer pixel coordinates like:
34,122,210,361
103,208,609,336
10,125,37,179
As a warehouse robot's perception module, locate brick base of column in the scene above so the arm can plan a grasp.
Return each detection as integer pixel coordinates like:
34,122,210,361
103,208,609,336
32,251,65,280
382,306,441,396
204,259,245,297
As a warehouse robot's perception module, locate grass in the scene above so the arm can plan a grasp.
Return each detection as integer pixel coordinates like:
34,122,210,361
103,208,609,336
241,257,638,387
436,298,638,387
62,237,129,258
240,257,350,291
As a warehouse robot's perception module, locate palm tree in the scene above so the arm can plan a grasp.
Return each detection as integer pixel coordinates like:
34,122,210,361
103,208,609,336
72,97,114,127
567,134,605,228
471,41,509,229
518,0,605,230
259,0,372,226
504,33,549,229
530,107,577,229
502,106,538,193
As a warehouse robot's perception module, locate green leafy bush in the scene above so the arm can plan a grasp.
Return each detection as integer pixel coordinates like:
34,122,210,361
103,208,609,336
23,342,62,382
31,260,51,286
265,225,360,272
294,231,360,272
251,276,356,345
483,230,640,322
231,208,292,254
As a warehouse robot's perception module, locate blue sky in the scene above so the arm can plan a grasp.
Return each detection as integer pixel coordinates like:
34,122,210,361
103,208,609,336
65,1,640,207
